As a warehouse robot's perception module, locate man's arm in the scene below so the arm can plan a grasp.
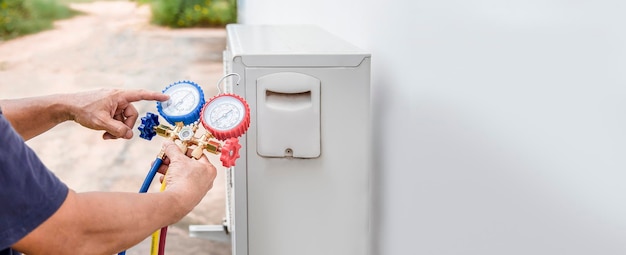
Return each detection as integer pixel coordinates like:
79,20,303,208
11,141,217,255
15,191,183,255
0,89,168,141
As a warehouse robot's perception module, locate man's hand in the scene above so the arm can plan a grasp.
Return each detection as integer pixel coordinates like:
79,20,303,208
69,89,169,139
158,141,217,213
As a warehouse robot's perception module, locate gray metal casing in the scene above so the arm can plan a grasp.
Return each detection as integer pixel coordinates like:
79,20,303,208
224,24,371,255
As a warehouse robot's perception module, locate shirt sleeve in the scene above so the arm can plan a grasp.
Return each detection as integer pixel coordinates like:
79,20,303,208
0,112,69,249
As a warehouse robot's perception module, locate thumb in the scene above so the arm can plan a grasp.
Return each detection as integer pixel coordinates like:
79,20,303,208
101,117,132,139
162,141,185,161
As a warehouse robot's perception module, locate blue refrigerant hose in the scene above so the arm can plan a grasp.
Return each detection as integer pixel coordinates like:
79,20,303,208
140,158,163,193
118,157,164,255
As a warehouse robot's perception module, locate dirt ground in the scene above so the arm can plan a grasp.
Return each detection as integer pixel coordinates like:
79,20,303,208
0,1,231,254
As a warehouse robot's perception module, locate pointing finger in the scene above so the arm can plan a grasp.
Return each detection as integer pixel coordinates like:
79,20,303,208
122,89,169,103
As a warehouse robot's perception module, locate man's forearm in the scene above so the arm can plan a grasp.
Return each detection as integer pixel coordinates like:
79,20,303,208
73,191,190,254
0,94,72,140
13,189,191,255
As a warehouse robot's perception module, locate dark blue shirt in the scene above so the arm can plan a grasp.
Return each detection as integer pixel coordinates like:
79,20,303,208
0,108,69,254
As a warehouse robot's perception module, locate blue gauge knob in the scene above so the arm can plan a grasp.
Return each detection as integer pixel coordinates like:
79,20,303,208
157,80,206,125
138,112,159,140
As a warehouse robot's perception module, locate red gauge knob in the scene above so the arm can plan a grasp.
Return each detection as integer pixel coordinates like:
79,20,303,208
220,138,242,167
200,93,250,141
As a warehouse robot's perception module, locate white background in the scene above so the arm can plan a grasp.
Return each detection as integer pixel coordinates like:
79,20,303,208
238,1,626,254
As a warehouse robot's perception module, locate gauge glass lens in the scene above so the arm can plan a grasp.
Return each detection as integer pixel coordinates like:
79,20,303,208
203,96,245,131
162,84,201,117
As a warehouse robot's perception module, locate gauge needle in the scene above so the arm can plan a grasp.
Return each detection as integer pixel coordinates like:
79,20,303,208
182,93,194,102
174,92,194,110
216,109,233,122
174,100,183,108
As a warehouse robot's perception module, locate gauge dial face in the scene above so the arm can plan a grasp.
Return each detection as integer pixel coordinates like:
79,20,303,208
203,96,246,131
161,83,202,117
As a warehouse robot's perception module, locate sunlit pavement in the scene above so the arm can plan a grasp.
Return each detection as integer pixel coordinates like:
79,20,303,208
0,1,231,254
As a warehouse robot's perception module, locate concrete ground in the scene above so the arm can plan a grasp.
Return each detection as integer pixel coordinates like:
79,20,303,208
0,1,231,254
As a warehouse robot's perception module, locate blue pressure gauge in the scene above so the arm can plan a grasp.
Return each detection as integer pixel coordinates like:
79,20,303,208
157,81,205,125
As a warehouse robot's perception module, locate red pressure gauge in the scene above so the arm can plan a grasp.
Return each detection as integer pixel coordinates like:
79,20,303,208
200,94,251,141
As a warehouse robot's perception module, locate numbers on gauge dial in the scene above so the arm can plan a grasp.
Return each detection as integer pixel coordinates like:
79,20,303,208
162,84,202,117
203,96,245,131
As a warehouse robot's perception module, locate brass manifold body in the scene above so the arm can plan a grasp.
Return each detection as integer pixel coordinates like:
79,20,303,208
154,122,222,160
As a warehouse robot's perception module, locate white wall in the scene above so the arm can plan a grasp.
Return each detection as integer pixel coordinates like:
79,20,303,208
239,1,626,254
